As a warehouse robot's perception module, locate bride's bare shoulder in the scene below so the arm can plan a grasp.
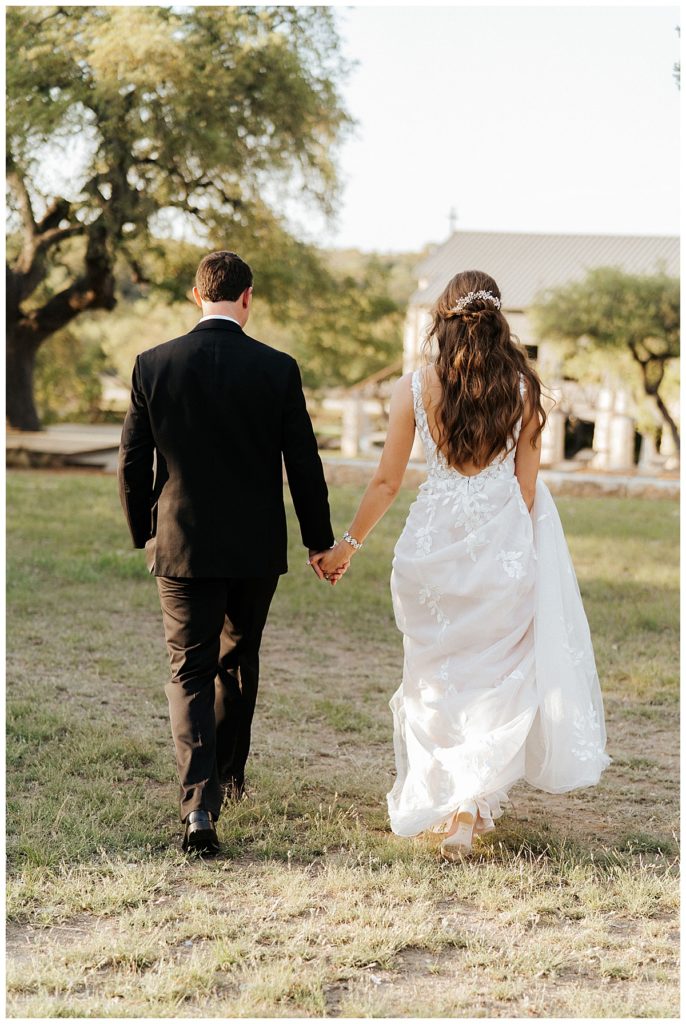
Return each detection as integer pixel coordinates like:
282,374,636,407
388,372,416,429
390,373,415,415
392,371,414,395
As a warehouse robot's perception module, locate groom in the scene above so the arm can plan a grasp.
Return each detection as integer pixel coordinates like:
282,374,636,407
118,250,339,855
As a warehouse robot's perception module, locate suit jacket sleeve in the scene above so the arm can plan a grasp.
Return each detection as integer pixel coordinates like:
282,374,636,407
117,355,155,548
281,358,335,552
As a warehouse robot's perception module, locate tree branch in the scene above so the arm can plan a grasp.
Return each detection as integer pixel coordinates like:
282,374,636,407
35,223,86,253
16,281,103,350
6,165,36,237
655,392,680,451
213,183,243,209
12,221,116,352
35,196,72,234
189,177,243,209
11,217,86,303
7,162,84,296
165,197,208,219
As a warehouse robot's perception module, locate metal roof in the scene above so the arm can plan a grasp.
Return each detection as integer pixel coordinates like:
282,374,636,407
410,229,680,309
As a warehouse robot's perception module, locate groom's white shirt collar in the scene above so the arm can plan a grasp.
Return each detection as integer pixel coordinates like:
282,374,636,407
197,314,241,326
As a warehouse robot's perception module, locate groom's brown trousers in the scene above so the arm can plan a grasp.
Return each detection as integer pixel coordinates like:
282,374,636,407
156,574,279,823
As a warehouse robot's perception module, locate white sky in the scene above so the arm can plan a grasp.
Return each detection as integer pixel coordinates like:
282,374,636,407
16,3,681,254
310,4,681,252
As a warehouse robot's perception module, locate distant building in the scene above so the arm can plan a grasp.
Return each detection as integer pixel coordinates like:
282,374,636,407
404,230,679,470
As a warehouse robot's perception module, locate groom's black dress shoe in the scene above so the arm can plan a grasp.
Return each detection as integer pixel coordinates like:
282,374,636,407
182,810,220,856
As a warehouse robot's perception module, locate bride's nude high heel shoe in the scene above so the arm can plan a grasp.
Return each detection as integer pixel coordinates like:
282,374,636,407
440,799,478,861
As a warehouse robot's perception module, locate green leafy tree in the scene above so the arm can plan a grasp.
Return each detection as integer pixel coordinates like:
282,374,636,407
290,256,405,387
532,267,680,450
6,5,350,429
30,242,411,423
34,328,110,425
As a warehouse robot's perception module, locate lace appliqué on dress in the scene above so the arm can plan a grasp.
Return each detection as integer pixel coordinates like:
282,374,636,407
418,584,450,630
571,700,607,763
496,549,526,579
465,527,489,562
414,507,437,556
441,478,497,534
434,732,507,794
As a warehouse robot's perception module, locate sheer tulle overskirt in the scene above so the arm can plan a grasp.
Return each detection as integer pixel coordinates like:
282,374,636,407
526,478,611,791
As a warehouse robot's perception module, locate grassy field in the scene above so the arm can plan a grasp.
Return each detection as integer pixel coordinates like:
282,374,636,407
6,470,680,1018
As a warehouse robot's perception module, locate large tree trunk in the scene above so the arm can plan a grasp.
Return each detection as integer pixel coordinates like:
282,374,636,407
6,332,41,431
5,221,117,431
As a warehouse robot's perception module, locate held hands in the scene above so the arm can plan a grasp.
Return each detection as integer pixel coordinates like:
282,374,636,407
307,542,353,586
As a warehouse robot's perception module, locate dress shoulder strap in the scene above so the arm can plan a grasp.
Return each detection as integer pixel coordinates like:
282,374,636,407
410,367,425,423
411,366,435,454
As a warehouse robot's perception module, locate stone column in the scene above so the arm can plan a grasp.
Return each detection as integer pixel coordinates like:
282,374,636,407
539,385,565,466
540,408,566,467
341,395,366,458
638,432,658,471
403,310,419,375
403,307,432,374
592,387,614,469
608,391,635,471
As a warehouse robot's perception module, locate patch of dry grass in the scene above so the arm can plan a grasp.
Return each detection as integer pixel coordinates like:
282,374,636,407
5,471,679,1017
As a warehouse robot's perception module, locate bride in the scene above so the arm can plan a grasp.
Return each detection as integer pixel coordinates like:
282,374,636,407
312,270,611,860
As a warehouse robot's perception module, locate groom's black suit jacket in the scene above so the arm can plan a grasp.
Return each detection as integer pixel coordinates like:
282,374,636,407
117,317,334,577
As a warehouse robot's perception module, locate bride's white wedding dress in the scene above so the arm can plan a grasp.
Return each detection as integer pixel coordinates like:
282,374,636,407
387,367,611,837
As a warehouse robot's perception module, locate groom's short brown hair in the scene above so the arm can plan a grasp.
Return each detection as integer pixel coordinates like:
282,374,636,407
195,251,253,302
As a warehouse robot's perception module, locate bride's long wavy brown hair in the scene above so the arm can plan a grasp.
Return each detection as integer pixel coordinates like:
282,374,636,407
423,269,547,469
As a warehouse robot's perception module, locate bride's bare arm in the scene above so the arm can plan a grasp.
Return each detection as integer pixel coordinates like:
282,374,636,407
514,392,543,511
314,373,416,575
